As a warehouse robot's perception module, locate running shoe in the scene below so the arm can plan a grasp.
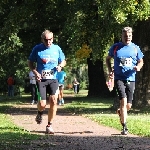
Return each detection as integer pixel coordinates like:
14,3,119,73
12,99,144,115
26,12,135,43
31,100,35,105
46,125,54,134
116,108,122,124
121,128,128,135
58,100,62,105
35,114,42,124
61,98,64,105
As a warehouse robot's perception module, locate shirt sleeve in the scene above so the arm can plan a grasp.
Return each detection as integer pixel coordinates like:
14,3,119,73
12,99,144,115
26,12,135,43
108,45,116,57
28,45,38,62
57,46,65,63
136,45,144,60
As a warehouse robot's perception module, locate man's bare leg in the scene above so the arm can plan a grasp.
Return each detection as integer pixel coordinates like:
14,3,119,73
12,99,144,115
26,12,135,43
120,97,128,135
35,100,46,124
120,97,127,124
58,86,64,105
48,95,58,122
46,95,58,134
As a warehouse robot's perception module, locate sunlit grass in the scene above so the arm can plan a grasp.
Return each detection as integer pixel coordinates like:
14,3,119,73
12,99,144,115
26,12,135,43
0,97,40,149
64,92,150,137
63,89,88,95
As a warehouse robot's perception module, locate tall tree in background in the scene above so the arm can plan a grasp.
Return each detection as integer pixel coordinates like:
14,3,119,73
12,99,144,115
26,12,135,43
132,20,150,107
61,0,150,97
0,0,68,90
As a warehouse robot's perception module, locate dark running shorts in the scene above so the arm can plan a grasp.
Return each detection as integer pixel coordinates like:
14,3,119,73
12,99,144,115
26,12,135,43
114,80,135,104
37,79,59,100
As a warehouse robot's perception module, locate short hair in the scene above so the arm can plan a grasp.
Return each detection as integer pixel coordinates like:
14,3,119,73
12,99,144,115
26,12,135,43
122,27,132,33
41,30,53,39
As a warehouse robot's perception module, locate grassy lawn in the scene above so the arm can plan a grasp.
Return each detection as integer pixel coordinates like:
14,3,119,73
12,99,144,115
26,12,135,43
0,95,40,149
64,90,150,137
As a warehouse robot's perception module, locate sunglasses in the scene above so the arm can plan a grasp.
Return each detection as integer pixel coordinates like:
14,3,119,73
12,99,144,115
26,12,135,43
44,37,53,42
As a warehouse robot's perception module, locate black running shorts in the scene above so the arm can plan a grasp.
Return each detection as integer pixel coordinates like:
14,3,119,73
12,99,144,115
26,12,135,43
37,79,59,100
114,80,135,104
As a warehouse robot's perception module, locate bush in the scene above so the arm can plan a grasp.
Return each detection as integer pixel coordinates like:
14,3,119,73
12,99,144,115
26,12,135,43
79,81,87,90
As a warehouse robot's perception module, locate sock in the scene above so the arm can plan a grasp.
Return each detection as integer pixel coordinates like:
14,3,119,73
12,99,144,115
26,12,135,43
38,111,43,115
48,122,52,126
122,123,127,129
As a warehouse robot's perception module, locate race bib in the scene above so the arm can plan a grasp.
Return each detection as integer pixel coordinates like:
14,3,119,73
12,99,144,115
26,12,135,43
119,58,132,67
41,70,54,79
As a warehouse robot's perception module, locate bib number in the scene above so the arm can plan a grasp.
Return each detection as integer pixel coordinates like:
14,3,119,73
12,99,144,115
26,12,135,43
41,70,54,79
120,58,132,67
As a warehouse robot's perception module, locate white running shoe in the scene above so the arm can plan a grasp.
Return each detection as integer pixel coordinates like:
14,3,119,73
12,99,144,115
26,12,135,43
58,100,62,105
46,125,54,134
61,98,64,105
121,128,128,135
31,100,35,105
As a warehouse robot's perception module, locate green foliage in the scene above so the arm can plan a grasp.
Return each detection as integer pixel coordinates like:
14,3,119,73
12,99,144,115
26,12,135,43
0,0,149,93
61,0,150,61
79,81,88,90
64,64,88,90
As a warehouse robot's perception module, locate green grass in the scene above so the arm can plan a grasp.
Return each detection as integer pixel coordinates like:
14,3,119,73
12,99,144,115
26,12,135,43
0,96,40,149
64,91,150,137
63,89,88,95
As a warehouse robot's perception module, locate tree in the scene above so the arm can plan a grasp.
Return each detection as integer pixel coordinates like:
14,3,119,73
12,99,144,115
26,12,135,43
61,0,150,97
132,19,150,107
0,0,68,92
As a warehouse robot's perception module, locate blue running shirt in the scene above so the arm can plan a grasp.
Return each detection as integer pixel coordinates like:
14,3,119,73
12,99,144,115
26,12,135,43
108,42,144,81
28,43,65,79
57,71,66,85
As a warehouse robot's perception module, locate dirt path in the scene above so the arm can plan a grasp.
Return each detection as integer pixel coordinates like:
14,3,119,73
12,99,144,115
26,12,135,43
10,95,150,150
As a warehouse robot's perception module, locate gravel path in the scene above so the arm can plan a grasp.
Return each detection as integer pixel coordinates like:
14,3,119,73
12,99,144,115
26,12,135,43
9,95,150,150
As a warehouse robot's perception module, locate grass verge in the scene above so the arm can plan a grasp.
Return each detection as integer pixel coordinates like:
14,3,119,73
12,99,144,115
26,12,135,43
64,91,150,137
0,96,40,149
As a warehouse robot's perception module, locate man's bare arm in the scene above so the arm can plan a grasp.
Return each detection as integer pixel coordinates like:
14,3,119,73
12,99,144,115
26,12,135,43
134,59,144,71
59,59,66,68
28,60,41,81
106,56,112,73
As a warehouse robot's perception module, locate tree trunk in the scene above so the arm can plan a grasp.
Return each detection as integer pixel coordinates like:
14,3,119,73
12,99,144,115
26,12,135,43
87,58,116,97
132,20,150,107
133,51,150,107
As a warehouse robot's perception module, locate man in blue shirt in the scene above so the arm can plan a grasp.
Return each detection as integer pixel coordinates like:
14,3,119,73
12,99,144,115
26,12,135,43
57,69,67,105
106,27,144,135
28,30,66,134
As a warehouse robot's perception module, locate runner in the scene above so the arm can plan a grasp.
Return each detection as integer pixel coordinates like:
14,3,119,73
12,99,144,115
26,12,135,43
29,70,37,105
106,27,144,135
28,29,66,134
57,68,67,105
7,75,15,97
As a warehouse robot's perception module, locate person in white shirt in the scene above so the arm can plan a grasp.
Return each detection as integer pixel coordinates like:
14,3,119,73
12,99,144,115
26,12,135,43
29,70,37,104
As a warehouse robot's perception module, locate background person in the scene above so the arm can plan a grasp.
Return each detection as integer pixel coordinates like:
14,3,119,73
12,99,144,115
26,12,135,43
57,68,67,105
29,70,37,105
106,27,144,135
28,29,66,134
72,77,80,94
7,74,15,97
